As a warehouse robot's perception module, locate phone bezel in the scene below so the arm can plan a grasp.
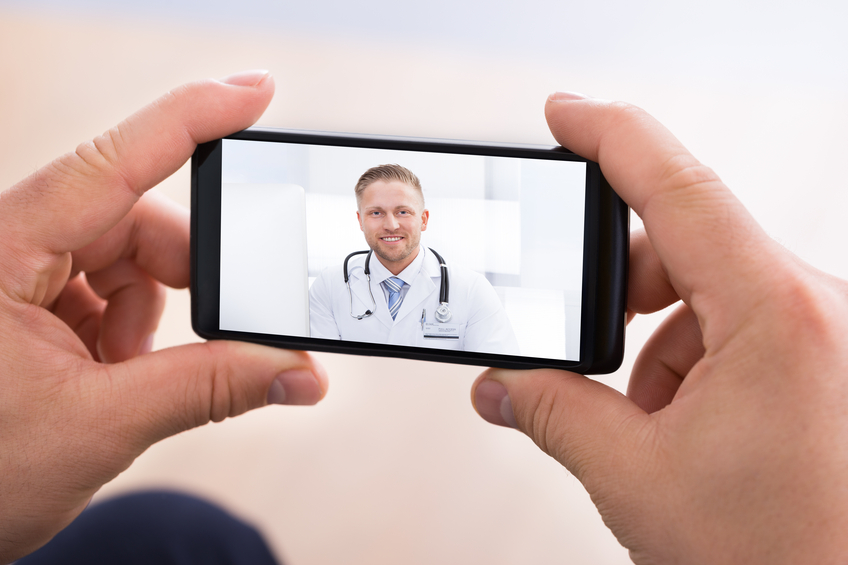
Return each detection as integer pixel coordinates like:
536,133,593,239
191,128,628,373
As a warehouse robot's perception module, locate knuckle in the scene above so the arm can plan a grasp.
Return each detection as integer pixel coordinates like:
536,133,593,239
71,126,136,198
769,269,845,350
193,341,252,424
720,263,848,391
525,385,558,455
645,158,736,237
519,373,656,488
100,362,156,453
153,80,210,125
657,158,721,193
607,100,647,122
521,377,596,478
605,101,657,137
166,79,207,102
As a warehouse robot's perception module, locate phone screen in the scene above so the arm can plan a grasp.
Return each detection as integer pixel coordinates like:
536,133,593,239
216,137,588,362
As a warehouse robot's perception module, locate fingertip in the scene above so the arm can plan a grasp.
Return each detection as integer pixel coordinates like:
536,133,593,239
138,333,154,356
309,354,330,399
470,367,500,408
473,378,518,429
548,91,590,102
264,351,329,406
108,341,332,449
473,369,523,429
263,73,276,97
476,368,653,484
219,69,272,88
543,93,600,159
171,72,276,147
267,369,325,406
217,70,275,105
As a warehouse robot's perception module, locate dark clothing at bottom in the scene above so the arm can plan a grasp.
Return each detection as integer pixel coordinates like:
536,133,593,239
16,491,281,565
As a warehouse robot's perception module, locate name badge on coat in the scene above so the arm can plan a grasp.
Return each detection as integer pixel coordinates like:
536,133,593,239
423,323,460,339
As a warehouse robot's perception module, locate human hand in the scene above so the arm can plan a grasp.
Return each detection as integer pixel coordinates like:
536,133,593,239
0,71,328,563
472,93,848,564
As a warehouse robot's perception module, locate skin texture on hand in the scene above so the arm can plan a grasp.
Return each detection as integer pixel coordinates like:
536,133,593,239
0,71,328,563
473,93,848,564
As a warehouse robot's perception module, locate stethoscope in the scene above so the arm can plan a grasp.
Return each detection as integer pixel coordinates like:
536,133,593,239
343,247,451,323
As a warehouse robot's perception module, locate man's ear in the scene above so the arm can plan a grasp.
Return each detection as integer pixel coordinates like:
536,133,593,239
356,210,363,232
421,209,429,231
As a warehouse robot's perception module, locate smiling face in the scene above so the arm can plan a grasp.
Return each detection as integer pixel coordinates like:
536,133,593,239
357,180,429,275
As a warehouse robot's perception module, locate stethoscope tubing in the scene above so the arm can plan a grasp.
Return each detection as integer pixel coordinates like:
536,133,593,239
344,250,375,320
343,247,449,321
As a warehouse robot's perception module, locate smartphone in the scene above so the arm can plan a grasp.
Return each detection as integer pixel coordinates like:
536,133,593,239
191,128,628,374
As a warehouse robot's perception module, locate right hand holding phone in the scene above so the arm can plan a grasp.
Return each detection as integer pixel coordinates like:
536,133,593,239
473,92,848,563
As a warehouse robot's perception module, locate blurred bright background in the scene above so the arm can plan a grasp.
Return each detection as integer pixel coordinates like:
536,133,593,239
1,1,846,563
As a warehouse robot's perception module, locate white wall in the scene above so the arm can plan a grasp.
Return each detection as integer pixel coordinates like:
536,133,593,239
219,183,310,337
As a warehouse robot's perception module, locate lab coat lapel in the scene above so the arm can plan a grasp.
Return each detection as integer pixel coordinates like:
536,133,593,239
350,269,393,330
394,253,438,323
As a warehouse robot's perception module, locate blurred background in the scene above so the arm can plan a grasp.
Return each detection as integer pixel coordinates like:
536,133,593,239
1,1,846,563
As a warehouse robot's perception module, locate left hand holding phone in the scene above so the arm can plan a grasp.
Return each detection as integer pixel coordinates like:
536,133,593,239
0,70,328,564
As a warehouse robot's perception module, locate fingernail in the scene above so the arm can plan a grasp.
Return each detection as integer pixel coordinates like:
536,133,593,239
139,333,154,355
474,379,518,429
219,69,270,87
549,91,590,101
267,370,323,406
312,359,329,387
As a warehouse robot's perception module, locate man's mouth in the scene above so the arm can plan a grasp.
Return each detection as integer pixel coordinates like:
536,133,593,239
380,236,403,242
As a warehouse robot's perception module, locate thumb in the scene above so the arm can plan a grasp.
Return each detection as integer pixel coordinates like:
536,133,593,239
472,369,652,487
100,341,328,450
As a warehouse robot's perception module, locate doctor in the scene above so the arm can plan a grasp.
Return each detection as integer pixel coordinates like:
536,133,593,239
309,164,520,355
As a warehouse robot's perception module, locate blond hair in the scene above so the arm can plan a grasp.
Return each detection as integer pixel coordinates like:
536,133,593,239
354,164,424,208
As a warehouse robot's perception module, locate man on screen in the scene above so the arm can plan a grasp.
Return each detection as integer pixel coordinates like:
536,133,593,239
308,164,520,355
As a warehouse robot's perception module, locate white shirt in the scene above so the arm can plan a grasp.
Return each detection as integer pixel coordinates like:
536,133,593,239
308,246,520,355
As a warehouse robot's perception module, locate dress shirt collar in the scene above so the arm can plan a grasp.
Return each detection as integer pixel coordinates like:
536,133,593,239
369,245,426,286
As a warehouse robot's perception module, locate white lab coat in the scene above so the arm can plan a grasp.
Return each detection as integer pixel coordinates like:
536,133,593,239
309,247,520,355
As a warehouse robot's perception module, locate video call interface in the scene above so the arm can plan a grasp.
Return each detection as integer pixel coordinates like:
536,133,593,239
218,138,587,362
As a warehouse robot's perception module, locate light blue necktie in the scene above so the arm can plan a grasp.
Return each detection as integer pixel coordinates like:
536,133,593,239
382,277,406,320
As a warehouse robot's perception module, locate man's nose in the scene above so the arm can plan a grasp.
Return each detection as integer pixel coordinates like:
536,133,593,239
384,215,399,230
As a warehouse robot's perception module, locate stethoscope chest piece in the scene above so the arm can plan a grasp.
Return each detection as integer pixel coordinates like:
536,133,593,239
435,303,452,323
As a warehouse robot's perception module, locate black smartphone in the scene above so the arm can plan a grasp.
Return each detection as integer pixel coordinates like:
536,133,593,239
191,128,628,374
